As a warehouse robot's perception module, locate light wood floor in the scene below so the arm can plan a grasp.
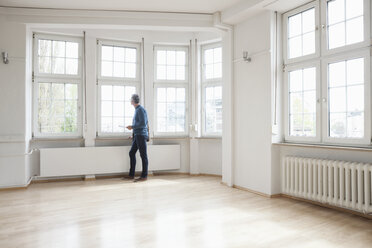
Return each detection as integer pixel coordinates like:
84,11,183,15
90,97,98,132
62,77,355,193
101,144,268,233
0,175,371,248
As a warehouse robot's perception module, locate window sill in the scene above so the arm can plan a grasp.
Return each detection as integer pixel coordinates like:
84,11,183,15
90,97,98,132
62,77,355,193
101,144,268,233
273,142,372,152
31,137,84,142
195,136,222,140
95,136,132,141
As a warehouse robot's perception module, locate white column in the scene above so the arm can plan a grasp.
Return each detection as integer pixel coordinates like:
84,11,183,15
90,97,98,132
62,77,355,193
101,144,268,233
222,29,234,186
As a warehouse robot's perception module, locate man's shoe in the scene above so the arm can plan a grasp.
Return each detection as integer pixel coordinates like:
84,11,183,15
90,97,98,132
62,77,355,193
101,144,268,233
133,177,147,182
122,176,134,180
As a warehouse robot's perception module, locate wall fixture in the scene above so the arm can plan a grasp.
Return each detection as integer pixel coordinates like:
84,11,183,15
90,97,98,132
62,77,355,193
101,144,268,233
242,51,252,62
2,52,9,64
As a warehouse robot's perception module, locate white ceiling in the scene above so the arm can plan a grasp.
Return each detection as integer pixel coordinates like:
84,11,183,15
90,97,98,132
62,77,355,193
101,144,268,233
0,0,243,14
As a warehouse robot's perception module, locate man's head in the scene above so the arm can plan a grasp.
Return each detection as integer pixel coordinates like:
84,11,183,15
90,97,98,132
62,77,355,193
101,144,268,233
131,94,140,106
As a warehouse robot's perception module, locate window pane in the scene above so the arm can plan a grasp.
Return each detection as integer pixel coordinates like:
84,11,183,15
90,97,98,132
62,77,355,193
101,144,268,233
101,61,113,77
101,101,112,116
38,40,51,57
65,84,78,100
347,58,364,85
347,112,364,138
157,103,166,117
113,102,124,117
66,42,78,58
38,83,50,99
206,87,214,101
53,41,65,57
303,68,316,90
346,0,363,19
101,85,112,101
289,36,302,59
125,63,136,78
113,62,124,77
52,83,64,100
39,57,51,73
346,17,364,45
214,63,222,78
176,66,185,80
167,51,176,65
329,61,345,87
125,102,134,117
214,47,222,63
289,70,302,92
303,114,316,136
52,58,65,74
157,65,166,80
204,49,213,64
157,88,166,102
102,46,113,61
125,86,136,101
205,64,213,79
176,51,186,65
329,87,346,112
328,22,345,49
302,32,315,56
302,8,315,33
126,48,136,63
176,88,185,102
167,65,176,80
290,92,303,114
101,117,113,132
114,47,125,62
328,0,345,25
157,50,166,64
288,13,302,38
113,86,125,101
113,117,125,132
157,117,166,132
347,85,364,112
330,113,346,138
66,58,78,75
167,88,176,102
304,91,316,114
290,114,303,136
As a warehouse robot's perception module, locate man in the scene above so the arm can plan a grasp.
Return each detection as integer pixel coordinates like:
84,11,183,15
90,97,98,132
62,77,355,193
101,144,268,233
126,94,149,182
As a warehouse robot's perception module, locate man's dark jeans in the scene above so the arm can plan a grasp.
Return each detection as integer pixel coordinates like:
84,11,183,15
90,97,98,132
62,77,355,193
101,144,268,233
129,135,148,178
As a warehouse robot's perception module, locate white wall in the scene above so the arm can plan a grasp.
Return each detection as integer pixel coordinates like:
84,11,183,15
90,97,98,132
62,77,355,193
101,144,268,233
233,11,278,195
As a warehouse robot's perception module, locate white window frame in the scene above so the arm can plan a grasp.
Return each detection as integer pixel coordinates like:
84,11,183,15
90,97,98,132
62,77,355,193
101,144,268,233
33,33,83,138
320,0,370,56
201,42,222,137
321,49,371,145
153,45,189,137
283,1,320,64
97,39,141,137
284,61,321,143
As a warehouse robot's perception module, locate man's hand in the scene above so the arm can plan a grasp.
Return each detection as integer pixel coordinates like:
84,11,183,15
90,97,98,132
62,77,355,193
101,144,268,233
126,125,133,130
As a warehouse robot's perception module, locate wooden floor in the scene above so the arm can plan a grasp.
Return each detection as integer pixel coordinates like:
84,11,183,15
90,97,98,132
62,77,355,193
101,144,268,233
0,175,371,248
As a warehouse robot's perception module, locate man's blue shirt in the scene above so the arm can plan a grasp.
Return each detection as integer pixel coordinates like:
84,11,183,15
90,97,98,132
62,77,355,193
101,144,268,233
132,105,148,136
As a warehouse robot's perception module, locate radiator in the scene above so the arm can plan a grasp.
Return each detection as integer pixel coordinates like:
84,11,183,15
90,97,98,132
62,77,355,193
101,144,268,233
40,145,180,177
282,156,372,214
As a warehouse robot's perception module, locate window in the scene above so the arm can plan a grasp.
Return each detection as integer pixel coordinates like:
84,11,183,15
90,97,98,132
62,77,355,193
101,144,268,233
201,43,222,136
283,0,370,145
326,0,364,50
97,40,140,136
33,34,82,137
154,46,189,136
283,1,319,63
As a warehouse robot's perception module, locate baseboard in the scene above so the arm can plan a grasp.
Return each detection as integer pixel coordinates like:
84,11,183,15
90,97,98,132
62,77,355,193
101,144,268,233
231,184,281,198
281,194,372,220
1,172,222,189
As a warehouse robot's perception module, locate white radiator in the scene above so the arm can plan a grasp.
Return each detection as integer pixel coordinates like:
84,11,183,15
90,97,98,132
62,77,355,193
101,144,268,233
282,156,372,214
40,145,180,177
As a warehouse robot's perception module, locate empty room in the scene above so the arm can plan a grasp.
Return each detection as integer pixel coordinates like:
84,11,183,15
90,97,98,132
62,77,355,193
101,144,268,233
0,0,372,247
